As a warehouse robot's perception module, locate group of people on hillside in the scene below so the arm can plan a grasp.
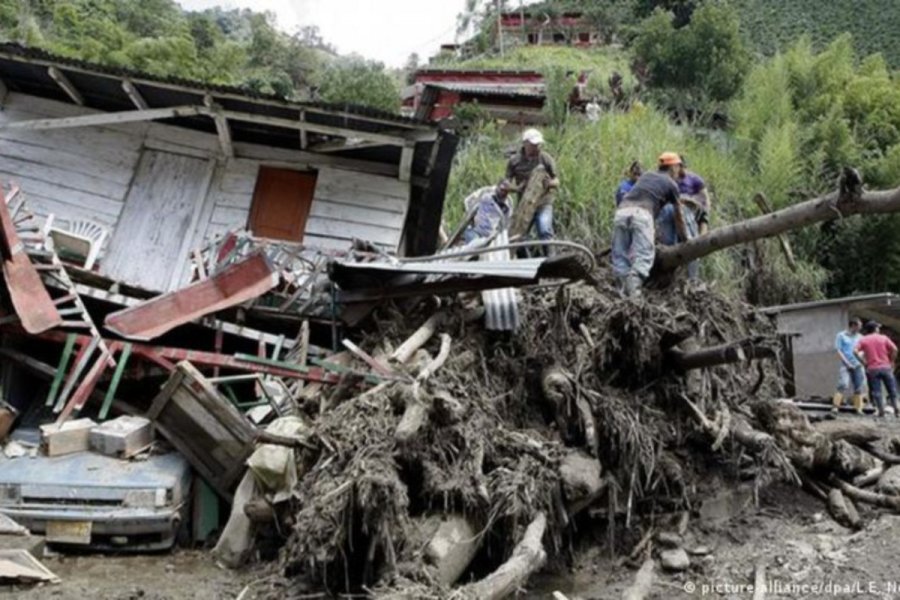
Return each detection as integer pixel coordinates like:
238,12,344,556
834,318,899,418
461,129,710,293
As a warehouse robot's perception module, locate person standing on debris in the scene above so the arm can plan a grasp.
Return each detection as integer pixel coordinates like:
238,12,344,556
833,317,866,413
463,179,513,243
611,152,684,297
615,161,643,207
506,128,560,252
656,155,709,279
854,321,899,418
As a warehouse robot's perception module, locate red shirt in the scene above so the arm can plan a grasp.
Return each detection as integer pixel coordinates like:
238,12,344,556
855,333,898,371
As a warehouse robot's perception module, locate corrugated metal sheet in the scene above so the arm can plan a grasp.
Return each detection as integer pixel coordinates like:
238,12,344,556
430,82,545,98
332,256,542,279
481,230,520,331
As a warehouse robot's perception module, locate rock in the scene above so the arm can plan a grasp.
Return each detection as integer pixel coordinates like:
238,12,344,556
660,548,690,572
687,545,711,556
425,516,479,586
877,465,900,496
656,531,682,548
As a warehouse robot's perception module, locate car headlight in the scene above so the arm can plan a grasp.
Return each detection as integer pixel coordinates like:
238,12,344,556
123,489,162,508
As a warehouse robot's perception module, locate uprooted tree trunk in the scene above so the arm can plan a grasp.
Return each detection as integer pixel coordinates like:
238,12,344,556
656,170,900,271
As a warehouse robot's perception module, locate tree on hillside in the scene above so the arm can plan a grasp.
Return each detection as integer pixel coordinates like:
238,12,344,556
633,0,696,28
631,2,749,116
315,57,400,113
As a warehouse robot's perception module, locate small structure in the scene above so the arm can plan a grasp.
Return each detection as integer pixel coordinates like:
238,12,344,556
403,69,590,124
0,43,458,293
495,11,602,48
762,293,900,398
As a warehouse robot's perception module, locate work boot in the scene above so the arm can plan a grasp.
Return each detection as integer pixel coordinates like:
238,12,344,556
624,274,643,299
831,392,844,413
852,394,864,414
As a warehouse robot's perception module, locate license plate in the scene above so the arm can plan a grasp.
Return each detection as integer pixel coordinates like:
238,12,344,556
46,520,92,544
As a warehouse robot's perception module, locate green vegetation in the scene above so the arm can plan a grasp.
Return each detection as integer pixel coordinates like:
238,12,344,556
0,0,400,109
734,0,900,69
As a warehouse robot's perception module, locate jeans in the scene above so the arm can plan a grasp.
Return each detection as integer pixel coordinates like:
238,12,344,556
611,206,655,279
866,367,899,414
837,363,866,394
657,203,700,279
528,204,553,240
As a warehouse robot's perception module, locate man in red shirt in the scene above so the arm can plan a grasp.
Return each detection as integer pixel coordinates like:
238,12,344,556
854,321,899,418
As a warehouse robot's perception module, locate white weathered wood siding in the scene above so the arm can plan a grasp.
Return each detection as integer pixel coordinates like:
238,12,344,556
0,92,412,290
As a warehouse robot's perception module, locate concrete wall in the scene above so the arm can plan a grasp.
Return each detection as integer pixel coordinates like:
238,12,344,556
776,305,847,398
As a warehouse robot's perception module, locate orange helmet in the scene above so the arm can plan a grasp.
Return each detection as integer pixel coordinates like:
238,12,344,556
658,152,682,167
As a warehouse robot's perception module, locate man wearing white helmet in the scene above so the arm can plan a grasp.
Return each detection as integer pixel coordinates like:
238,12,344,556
506,128,560,252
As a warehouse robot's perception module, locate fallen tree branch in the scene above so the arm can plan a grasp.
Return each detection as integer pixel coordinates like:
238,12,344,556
832,476,900,511
391,312,445,364
667,337,775,372
417,334,452,382
657,172,899,270
453,512,547,600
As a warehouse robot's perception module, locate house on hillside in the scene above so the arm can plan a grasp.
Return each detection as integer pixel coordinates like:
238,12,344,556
0,43,458,294
762,294,900,398
402,68,591,125
494,10,602,49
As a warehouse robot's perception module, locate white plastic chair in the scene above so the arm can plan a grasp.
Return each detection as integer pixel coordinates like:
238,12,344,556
49,219,108,270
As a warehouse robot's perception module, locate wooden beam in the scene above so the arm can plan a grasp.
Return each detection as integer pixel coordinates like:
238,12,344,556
204,96,233,159
307,139,384,154
399,143,415,182
121,79,148,110
233,141,400,178
216,108,432,147
48,66,84,106
0,105,203,132
299,109,308,150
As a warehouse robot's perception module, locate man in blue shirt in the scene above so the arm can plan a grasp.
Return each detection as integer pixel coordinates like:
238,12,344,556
615,161,642,207
463,179,512,243
833,317,866,413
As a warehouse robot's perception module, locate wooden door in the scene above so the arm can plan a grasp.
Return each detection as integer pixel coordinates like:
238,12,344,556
102,151,213,291
248,167,317,241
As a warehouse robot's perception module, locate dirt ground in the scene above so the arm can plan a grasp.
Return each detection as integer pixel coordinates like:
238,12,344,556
6,413,900,600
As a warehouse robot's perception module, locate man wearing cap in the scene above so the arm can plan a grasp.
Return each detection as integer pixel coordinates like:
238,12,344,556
854,321,899,418
833,317,865,413
463,179,513,243
611,152,684,297
506,128,560,250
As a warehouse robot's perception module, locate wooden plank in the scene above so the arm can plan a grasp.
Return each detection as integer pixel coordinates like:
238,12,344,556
171,157,217,288
0,137,137,186
309,198,405,229
315,166,409,201
102,150,215,291
47,67,84,106
45,333,76,407
399,143,414,183
0,155,129,202
104,251,278,341
209,205,248,227
144,121,222,153
121,79,148,110
234,142,399,178
0,106,202,132
0,127,142,169
99,343,132,420
304,215,401,247
213,190,253,210
3,93,152,135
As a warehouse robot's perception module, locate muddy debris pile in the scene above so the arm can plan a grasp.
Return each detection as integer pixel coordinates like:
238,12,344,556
229,277,900,599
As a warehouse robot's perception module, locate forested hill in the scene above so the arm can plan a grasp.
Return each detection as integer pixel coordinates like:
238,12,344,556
734,0,900,68
0,0,400,110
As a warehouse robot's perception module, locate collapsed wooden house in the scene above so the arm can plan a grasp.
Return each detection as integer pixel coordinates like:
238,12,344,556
0,42,458,293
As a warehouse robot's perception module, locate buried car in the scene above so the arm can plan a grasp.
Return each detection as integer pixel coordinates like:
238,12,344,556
0,450,191,551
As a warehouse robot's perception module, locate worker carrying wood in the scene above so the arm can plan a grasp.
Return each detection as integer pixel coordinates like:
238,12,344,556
854,320,899,418
833,317,866,413
506,128,560,253
611,152,684,298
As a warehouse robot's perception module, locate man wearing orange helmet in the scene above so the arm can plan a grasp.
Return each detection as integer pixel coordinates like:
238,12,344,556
611,152,684,297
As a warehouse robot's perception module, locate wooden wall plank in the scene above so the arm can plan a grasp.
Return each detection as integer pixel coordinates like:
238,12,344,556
308,199,405,229
0,172,124,217
304,217,399,246
0,156,129,201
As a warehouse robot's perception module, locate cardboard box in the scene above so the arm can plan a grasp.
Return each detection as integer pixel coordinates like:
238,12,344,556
39,418,96,456
89,416,153,458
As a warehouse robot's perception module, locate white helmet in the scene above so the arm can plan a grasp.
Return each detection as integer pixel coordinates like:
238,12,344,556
522,128,544,145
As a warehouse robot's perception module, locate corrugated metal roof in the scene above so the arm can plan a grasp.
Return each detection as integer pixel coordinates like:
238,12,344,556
329,256,542,279
430,82,545,98
480,230,520,331
760,293,900,315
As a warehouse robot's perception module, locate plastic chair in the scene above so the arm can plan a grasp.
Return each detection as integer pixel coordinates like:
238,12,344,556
49,219,109,270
